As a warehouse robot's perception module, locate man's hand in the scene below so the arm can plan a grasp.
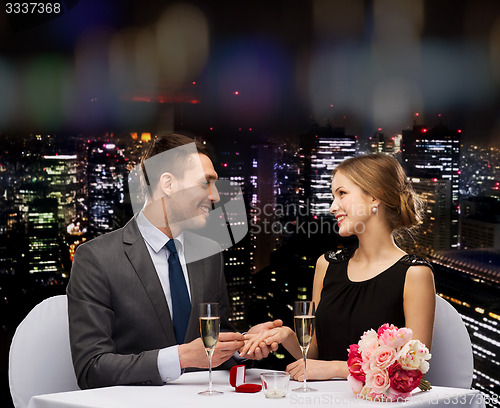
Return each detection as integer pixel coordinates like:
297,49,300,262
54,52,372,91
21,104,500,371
240,319,283,360
247,319,283,335
178,332,245,369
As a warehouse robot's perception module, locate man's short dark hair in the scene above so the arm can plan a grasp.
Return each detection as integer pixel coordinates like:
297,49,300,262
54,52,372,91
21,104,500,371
139,132,213,197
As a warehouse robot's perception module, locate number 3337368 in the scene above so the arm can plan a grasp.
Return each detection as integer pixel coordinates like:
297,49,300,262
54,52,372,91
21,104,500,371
5,3,61,13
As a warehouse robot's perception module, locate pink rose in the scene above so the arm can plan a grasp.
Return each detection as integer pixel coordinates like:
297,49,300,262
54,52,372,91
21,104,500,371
348,355,366,383
347,343,366,382
347,344,361,362
367,390,388,401
361,358,371,376
388,362,422,393
369,344,397,370
366,368,390,393
393,328,413,349
361,339,378,373
377,323,397,337
379,326,413,349
347,374,364,394
386,387,412,401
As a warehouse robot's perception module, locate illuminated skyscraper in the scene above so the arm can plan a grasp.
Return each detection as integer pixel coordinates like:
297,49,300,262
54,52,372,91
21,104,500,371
402,177,452,256
87,142,126,236
402,124,461,248
42,155,79,227
250,143,277,272
299,125,356,217
274,143,300,247
0,200,16,275
27,198,62,274
460,197,500,250
217,141,253,330
368,129,397,154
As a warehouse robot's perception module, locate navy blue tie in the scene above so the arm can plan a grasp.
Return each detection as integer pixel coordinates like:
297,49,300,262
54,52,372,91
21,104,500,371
166,239,191,344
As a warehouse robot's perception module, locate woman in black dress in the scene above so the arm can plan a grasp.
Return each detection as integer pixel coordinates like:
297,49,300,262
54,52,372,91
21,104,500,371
240,154,436,381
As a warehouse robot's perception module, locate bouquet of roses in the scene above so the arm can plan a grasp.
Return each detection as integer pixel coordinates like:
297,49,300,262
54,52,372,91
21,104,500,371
347,323,432,402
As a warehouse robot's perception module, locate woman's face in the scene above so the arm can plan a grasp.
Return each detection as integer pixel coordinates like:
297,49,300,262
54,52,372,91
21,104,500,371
330,171,375,236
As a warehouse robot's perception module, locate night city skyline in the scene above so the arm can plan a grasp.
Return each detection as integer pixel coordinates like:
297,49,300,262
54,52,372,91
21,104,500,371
1,1,500,407
1,118,499,406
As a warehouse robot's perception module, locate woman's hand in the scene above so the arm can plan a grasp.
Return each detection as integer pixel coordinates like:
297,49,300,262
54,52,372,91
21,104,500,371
286,359,346,381
242,319,283,359
239,326,294,357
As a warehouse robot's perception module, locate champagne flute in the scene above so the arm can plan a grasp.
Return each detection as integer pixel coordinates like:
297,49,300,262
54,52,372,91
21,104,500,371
292,300,317,392
198,302,222,396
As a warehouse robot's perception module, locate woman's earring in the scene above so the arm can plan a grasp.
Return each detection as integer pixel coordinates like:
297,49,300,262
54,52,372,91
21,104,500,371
372,206,378,214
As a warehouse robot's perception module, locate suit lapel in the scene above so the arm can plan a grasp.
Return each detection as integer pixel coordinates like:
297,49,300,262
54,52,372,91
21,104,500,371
122,217,177,344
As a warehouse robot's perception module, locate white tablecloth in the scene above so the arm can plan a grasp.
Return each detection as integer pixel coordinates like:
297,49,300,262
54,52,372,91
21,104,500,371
27,369,486,408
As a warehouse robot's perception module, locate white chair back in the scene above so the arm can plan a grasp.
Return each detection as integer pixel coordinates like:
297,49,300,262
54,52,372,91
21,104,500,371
426,295,474,389
9,295,80,408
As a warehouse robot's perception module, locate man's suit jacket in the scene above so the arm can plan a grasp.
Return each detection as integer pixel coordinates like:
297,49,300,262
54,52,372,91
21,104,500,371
67,216,233,389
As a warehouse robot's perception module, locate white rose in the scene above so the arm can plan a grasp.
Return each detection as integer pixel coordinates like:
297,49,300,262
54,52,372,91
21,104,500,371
419,359,430,374
397,340,431,373
358,329,378,353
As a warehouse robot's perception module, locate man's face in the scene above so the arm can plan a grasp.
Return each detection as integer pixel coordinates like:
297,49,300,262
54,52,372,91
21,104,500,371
166,153,220,231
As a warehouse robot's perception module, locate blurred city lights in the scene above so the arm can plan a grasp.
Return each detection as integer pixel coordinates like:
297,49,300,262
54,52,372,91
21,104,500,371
23,54,73,129
489,16,500,84
313,0,364,37
156,3,209,87
0,58,15,126
135,28,160,90
109,27,139,94
141,133,152,142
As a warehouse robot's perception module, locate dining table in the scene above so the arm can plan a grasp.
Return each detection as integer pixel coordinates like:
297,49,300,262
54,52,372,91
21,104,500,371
27,368,487,408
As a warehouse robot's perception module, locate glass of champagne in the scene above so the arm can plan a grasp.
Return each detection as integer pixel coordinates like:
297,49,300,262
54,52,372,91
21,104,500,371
292,300,317,392
198,302,222,396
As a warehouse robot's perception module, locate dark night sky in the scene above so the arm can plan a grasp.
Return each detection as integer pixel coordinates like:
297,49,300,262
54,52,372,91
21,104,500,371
1,0,500,146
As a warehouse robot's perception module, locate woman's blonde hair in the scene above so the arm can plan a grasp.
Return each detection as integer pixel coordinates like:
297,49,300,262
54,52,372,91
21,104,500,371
332,154,425,234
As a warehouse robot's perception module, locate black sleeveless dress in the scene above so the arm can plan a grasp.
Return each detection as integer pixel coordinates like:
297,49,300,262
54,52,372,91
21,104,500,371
315,247,433,361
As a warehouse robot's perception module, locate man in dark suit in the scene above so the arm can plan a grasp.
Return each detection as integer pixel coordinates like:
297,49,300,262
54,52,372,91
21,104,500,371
68,133,280,389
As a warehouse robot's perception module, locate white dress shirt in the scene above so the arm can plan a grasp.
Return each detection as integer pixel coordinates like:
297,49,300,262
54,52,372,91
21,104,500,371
136,211,191,383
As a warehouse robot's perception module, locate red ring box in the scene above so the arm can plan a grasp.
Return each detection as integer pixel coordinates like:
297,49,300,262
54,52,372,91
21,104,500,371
229,365,262,393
